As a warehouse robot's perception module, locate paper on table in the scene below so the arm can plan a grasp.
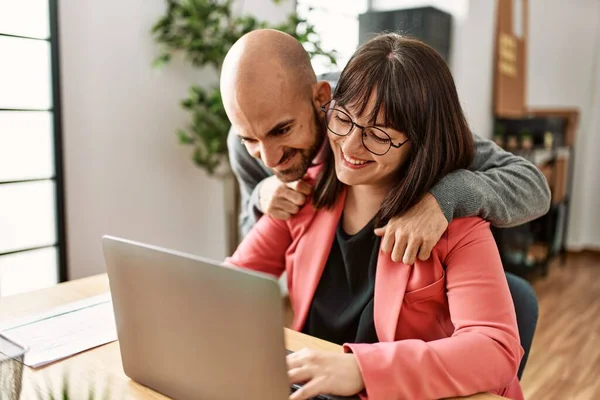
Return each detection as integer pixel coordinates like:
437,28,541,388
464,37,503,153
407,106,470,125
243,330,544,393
0,293,118,368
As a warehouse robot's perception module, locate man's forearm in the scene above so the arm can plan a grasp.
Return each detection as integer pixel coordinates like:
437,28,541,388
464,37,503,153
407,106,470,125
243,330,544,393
227,127,271,237
430,134,551,227
239,180,264,237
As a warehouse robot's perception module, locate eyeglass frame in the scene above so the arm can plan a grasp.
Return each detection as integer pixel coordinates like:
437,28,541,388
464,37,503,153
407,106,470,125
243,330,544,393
320,100,409,156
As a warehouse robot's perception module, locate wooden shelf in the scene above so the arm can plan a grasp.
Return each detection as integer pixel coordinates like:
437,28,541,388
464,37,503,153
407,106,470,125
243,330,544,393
526,108,580,147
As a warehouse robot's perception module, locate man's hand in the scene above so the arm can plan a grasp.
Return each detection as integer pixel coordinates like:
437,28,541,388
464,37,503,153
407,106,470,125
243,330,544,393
374,193,448,264
287,349,364,400
258,175,312,220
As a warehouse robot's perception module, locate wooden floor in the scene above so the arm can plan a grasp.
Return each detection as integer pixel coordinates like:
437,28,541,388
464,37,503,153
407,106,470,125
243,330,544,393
520,251,600,399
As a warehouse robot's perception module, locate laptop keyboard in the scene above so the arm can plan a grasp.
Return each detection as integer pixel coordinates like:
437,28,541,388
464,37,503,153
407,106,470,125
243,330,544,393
290,384,329,400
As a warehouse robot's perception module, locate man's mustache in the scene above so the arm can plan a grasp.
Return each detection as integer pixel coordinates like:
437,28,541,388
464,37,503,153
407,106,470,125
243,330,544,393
278,149,298,165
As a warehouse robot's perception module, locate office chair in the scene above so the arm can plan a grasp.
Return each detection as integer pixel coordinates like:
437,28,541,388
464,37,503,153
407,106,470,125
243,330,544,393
505,272,539,380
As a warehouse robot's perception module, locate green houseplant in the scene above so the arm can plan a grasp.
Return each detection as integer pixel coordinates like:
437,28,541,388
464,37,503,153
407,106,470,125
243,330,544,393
151,0,337,177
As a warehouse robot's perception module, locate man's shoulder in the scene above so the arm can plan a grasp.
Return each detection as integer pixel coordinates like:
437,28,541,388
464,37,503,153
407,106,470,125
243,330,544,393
425,216,493,263
447,216,490,234
443,216,493,252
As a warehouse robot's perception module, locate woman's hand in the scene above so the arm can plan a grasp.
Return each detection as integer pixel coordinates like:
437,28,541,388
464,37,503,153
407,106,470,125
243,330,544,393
287,348,364,400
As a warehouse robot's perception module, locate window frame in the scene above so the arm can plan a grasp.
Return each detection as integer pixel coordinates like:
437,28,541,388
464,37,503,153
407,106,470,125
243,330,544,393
0,0,67,286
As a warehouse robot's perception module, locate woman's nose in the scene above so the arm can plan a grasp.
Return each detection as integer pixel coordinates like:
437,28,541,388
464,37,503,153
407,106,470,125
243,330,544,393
341,125,365,154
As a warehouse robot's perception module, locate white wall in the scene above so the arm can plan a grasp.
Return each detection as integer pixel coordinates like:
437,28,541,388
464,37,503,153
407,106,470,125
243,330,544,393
527,0,600,249
370,0,496,138
581,52,600,249
583,53,600,249
59,0,293,279
445,0,496,140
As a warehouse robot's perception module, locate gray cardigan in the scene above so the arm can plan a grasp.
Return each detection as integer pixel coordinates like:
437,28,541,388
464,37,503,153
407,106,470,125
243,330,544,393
227,127,551,238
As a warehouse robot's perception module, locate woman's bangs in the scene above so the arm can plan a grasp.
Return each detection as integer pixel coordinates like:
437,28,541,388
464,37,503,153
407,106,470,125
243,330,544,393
333,58,380,118
334,60,406,133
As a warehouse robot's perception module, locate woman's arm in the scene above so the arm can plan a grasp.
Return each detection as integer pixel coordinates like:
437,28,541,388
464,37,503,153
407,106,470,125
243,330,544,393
344,218,523,400
224,213,291,278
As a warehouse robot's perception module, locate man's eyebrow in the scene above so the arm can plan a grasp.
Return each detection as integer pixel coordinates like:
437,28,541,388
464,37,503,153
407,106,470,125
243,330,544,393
266,119,295,137
236,134,255,141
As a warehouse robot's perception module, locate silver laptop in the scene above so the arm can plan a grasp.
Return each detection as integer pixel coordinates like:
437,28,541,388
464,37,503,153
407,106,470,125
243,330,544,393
102,235,357,400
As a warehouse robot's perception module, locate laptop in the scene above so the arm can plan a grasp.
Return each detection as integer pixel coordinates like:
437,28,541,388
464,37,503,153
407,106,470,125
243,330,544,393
102,235,359,400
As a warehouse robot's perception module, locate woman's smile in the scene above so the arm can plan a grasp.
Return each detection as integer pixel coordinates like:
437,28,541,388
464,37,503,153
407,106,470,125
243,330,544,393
340,147,373,169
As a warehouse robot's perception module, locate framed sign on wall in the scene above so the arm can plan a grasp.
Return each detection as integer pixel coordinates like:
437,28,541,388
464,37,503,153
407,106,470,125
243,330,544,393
493,0,528,117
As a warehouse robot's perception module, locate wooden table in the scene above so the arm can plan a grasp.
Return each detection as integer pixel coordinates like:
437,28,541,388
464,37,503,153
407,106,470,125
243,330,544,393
0,275,503,400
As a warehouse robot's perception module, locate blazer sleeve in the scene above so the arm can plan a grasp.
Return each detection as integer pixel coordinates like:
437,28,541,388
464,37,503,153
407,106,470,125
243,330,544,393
224,213,291,278
343,218,523,400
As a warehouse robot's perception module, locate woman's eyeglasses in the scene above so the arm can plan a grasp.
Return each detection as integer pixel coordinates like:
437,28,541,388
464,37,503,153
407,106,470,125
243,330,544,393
320,101,408,156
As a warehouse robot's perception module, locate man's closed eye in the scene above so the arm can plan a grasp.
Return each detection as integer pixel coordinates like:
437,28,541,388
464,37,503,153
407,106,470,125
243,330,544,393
273,126,292,136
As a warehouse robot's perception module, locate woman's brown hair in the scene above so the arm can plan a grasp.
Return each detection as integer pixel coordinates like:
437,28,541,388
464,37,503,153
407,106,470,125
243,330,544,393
313,33,475,227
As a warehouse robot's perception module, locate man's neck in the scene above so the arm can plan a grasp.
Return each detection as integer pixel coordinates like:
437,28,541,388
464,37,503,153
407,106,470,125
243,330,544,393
343,183,390,235
311,132,329,165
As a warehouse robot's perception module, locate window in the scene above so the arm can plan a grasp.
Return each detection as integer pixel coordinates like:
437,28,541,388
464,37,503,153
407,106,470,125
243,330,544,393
0,0,66,297
296,0,369,76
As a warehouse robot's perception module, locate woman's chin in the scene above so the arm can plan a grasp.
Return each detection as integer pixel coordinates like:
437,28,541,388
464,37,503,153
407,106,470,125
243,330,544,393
335,169,365,187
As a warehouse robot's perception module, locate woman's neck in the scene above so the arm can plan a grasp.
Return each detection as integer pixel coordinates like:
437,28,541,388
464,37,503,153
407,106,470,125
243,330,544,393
342,184,390,235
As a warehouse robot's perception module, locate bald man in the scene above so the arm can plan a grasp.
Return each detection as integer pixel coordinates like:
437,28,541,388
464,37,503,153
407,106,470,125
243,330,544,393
222,29,551,265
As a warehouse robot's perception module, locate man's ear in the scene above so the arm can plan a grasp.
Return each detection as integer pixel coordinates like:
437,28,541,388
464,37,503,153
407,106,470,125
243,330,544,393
312,80,332,109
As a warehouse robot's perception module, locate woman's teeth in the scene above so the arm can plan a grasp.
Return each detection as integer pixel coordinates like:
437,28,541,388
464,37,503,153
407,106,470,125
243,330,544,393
342,152,369,165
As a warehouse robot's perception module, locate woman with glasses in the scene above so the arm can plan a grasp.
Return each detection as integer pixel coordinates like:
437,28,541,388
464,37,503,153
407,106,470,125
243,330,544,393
226,33,524,400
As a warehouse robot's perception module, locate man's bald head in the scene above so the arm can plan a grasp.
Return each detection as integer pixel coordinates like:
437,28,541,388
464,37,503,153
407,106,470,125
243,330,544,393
220,29,331,182
220,29,316,103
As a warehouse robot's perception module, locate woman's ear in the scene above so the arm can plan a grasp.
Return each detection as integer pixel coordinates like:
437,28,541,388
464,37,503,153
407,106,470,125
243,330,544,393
313,80,332,109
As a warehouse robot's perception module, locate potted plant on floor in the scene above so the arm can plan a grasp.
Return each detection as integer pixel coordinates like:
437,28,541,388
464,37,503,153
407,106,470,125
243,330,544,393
150,0,337,254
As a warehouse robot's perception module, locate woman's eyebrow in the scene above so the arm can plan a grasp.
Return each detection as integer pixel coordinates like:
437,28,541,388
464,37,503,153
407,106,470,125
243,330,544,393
338,104,396,131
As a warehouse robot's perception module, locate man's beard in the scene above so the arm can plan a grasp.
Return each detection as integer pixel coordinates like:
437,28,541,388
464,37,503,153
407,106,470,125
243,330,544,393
275,106,327,182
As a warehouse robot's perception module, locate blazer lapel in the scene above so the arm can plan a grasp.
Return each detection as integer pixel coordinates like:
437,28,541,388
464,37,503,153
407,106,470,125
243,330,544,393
291,191,345,331
373,252,412,342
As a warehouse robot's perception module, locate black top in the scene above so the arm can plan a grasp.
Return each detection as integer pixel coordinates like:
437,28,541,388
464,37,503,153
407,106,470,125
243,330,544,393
302,216,380,345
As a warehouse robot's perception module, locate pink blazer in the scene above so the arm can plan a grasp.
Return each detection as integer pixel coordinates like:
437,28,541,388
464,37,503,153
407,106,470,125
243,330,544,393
226,169,524,400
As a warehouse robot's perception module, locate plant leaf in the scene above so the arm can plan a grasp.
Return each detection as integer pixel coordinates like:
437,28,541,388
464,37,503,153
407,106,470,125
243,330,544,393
151,53,171,69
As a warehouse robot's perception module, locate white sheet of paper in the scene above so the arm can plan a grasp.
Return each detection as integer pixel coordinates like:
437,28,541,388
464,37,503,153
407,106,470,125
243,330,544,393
0,293,118,368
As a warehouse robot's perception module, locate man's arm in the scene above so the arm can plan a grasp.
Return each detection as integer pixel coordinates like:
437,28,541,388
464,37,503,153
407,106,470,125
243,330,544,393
430,133,551,228
376,132,551,264
227,127,271,238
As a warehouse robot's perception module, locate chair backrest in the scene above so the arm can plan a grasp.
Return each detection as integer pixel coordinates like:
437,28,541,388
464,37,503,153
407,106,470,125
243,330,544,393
505,272,539,380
